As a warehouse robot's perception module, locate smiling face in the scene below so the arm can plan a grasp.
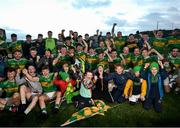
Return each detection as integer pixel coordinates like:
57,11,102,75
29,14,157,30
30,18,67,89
28,65,36,76
115,65,124,74
171,48,179,57
151,67,158,75
142,49,148,57
134,48,140,56
98,66,104,73
7,71,16,81
62,63,69,72
42,68,49,77
111,51,117,58
13,51,22,60
85,71,93,80
123,47,129,54
30,50,37,57
60,47,67,55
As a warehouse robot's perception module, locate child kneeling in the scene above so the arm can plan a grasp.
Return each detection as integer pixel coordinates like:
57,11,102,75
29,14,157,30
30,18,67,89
124,66,147,105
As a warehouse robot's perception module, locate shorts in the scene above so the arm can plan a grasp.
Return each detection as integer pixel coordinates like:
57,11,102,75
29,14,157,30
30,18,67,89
44,91,56,100
164,77,169,86
129,94,140,102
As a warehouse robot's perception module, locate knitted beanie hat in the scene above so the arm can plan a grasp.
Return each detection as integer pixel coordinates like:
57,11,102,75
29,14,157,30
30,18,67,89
133,66,142,73
97,63,104,69
150,62,159,71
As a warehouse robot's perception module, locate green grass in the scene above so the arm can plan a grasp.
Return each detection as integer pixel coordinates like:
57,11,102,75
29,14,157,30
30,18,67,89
0,92,180,127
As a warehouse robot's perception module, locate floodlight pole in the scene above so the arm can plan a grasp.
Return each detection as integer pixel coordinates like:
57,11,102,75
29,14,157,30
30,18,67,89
156,21,159,30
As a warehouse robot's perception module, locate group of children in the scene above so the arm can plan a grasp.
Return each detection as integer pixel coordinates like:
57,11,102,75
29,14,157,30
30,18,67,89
0,27,180,119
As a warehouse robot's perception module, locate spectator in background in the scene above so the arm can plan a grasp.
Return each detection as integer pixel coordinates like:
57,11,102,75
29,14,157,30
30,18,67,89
35,34,45,58
84,33,90,47
111,23,127,54
151,30,167,54
125,34,138,53
0,29,8,56
72,31,78,46
0,54,7,77
8,33,24,57
57,30,65,47
138,34,152,50
22,34,36,59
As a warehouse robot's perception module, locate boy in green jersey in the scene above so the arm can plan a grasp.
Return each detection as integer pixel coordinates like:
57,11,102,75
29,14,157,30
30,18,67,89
6,50,28,71
23,66,61,118
0,68,21,112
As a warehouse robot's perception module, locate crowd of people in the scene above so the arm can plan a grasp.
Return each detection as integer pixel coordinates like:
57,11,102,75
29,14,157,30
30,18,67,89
0,23,179,119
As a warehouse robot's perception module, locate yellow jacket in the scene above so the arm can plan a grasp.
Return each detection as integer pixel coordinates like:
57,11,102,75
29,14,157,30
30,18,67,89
124,79,147,97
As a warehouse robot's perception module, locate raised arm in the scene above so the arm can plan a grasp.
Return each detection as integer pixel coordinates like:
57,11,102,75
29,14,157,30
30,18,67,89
22,69,39,82
104,50,113,62
149,48,164,60
52,53,61,66
111,23,117,38
82,39,88,53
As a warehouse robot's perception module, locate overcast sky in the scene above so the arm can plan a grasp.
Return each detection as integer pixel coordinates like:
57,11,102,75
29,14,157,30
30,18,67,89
0,0,180,39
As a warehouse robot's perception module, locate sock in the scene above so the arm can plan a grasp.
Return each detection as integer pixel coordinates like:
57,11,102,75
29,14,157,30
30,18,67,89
24,108,31,115
55,104,60,109
21,99,26,105
41,108,47,114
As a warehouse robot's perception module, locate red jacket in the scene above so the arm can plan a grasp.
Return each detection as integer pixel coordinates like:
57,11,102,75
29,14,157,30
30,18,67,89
54,78,76,95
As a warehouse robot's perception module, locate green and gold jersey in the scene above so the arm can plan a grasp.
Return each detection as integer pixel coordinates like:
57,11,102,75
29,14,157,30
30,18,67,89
0,80,19,97
113,37,126,54
75,52,87,62
85,54,98,71
39,73,56,93
72,40,78,47
143,55,158,63
131,54,143,67
98,57,109,70
168,54,180,69
166,36,180,52
56,55,72,67
8,41,23,52
122,53,132,69
151,37,167,54
6,58,28,70
126,41,138,53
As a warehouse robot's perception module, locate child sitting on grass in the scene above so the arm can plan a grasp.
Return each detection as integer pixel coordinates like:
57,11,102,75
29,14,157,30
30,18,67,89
123,66,147,105
73,71,97,110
